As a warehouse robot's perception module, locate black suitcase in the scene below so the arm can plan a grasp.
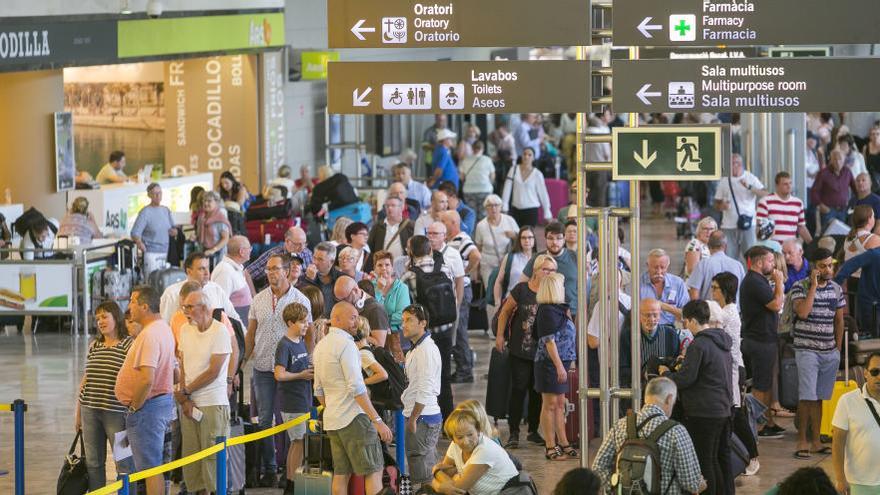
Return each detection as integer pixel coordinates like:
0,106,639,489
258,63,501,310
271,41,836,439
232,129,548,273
485,348,511,420
779,338,799,411
730,432,749,478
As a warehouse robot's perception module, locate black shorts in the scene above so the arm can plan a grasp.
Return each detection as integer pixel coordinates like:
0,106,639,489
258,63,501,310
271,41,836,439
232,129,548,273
741,338,778,392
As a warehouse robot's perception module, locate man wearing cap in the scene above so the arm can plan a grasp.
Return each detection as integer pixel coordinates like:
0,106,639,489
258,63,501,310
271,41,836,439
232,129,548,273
427,129,459,190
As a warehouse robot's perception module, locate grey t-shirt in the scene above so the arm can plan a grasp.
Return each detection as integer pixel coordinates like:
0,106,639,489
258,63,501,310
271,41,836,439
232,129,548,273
130,205,175,253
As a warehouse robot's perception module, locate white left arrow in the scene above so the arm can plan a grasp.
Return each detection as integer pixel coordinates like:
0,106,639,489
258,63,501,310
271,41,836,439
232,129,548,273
636,83,662,105
351,19,375,41
353,87,372,107
637,17,663,38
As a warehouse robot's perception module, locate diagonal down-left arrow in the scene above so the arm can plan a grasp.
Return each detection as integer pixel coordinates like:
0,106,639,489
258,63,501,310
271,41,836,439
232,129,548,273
353,87,372,107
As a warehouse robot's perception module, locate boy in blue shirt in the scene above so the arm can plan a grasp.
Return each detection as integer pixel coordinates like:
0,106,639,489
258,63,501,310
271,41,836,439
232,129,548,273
274,302,313,494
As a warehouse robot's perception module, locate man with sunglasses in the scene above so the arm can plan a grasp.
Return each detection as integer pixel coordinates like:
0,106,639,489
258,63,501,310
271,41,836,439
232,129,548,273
832,352,880,495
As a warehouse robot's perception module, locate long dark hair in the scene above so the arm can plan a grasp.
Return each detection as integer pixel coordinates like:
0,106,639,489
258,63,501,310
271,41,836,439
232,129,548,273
219,171,242,201
511,226,535,254
94,300,128,342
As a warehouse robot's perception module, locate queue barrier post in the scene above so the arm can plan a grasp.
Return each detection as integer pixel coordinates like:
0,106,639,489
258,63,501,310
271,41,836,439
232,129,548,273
118,474,130,495
12,399,25,495
394,410,406,476
215,436,227,492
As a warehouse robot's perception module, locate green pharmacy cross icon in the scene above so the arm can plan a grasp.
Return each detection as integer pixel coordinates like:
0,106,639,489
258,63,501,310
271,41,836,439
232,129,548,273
674,19,691,37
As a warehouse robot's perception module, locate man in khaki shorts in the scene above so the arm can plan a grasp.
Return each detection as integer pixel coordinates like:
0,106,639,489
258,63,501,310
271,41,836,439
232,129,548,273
313,301,392,494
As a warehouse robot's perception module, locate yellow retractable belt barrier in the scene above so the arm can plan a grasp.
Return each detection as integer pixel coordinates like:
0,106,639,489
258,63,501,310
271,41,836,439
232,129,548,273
0,404,12,412
85,409,316,494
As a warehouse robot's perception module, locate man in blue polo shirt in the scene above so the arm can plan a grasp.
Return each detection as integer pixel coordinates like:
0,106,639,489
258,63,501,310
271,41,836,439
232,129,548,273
640,248,690,325
427,129,459,190
783,238,810,293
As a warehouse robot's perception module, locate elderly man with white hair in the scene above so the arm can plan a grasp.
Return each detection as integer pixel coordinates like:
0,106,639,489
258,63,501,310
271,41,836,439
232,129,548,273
593,377,706,494
211,235,254,322
639,248,690,325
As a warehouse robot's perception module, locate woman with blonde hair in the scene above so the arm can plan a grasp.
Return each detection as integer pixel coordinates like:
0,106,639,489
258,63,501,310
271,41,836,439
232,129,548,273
59,196,103,244
195,190,231,266
429,408,519,495
495,253,557,448
534,273,577,460
454,399,500,444
684,217,717,277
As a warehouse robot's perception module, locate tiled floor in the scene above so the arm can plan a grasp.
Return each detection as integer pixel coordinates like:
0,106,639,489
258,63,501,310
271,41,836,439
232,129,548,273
0,212,834,494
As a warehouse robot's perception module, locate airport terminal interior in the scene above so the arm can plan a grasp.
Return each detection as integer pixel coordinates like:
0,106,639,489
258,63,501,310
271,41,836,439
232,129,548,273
0,1,879,494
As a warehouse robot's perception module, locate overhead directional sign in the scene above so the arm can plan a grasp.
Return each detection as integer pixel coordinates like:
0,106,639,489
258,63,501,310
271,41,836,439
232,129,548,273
328,61,590,114
327,0,590,48
614,0,880,46
613,126,722,181
613,58,880,113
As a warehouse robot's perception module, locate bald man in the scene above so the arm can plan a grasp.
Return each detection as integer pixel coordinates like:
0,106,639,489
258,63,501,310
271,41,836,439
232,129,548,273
333,275,391,347
414,190,448,236
314,301,393,495
246,226,313,291
426,221,466,310
212,235,255,322
619,298,684,388
440,210,480,382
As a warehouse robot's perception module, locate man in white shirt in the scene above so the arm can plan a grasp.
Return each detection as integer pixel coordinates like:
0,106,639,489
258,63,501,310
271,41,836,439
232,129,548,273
211,235,255,323
426,221,465,308
414,191,448,236
441,211,480,383
832,352,880,494
244,253,312,487
160,252,240,324
393,162,432,210
514,113,544,160
400,304,442,488
175,290,231,494
95,150,128,184
714,153,768,261
313,301,392,495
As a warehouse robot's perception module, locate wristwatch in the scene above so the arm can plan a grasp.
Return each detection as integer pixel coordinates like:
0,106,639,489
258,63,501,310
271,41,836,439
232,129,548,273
127,405,138,414
372,416,383,424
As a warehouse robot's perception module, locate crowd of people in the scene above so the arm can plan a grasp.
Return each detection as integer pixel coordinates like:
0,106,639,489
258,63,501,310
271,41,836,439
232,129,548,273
58,112,880,495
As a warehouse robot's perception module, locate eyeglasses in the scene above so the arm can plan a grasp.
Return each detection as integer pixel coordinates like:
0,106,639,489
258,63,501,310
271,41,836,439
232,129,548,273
181,304,204,312
520,235,535,240
869,368,880,377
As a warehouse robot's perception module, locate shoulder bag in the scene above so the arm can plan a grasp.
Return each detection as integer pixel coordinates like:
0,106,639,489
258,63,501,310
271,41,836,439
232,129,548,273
57,429,89,495
729,175,753,230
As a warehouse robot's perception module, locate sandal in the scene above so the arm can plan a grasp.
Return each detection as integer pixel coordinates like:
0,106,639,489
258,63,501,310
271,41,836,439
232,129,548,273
558,444,580,458
794,450,812,459
545,446,566,460
771,407,796,418
814,446,832,455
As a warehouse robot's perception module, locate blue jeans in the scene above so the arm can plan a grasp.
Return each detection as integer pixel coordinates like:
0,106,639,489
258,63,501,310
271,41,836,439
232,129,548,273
81,406,135,490
125,394,173,472
252,369,278,473
452,284,473,377
819,207,848,233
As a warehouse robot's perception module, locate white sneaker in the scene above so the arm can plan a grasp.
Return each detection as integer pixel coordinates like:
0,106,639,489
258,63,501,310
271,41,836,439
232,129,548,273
744,458,760,476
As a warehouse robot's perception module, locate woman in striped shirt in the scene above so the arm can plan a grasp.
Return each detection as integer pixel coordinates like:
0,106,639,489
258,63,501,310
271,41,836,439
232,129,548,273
74,301,134,490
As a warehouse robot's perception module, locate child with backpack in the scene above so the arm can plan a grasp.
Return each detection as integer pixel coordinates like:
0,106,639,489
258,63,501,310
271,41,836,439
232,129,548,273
274,302,314,495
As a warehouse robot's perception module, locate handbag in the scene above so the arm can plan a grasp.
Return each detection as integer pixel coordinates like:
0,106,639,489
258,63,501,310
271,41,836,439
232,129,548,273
728,176,753,230
486,251,515,307
57,430,89,495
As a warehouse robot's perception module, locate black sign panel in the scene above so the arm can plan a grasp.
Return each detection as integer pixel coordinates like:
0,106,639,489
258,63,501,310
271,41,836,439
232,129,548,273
0,20,117,72
614,0,880,46
613,58,880,113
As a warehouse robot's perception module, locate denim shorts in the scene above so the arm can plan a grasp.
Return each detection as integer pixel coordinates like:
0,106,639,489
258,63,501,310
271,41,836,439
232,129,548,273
281,411,309,441
125,394,174,471
795,349,840,401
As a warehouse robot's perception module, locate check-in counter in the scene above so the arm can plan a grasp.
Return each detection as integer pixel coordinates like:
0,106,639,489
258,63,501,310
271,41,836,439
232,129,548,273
66,173,213,236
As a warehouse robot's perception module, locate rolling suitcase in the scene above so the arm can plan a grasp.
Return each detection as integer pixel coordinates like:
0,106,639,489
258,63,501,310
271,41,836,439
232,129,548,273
486,348,511,420
227,416,246,494
294,431,332,495
147,266,186,295
778,337,800,411
542,178,569,219
246,218,297,244
563,366,581,447
821,333,859,439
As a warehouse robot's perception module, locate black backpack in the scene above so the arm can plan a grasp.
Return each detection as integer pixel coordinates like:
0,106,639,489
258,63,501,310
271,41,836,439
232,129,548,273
363,345,408,410
410,250,457,328
613,411,678,495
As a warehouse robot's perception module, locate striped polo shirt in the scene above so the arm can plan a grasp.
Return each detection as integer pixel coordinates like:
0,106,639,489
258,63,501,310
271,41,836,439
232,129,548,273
756,193,806,241
790,281,846,352
79,337,133,413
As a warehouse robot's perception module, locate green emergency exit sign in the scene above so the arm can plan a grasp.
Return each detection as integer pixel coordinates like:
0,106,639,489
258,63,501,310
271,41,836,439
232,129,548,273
613,126,721,180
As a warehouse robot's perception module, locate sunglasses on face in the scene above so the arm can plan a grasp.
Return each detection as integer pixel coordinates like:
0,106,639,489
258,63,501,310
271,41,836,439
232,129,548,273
870,368,880,377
